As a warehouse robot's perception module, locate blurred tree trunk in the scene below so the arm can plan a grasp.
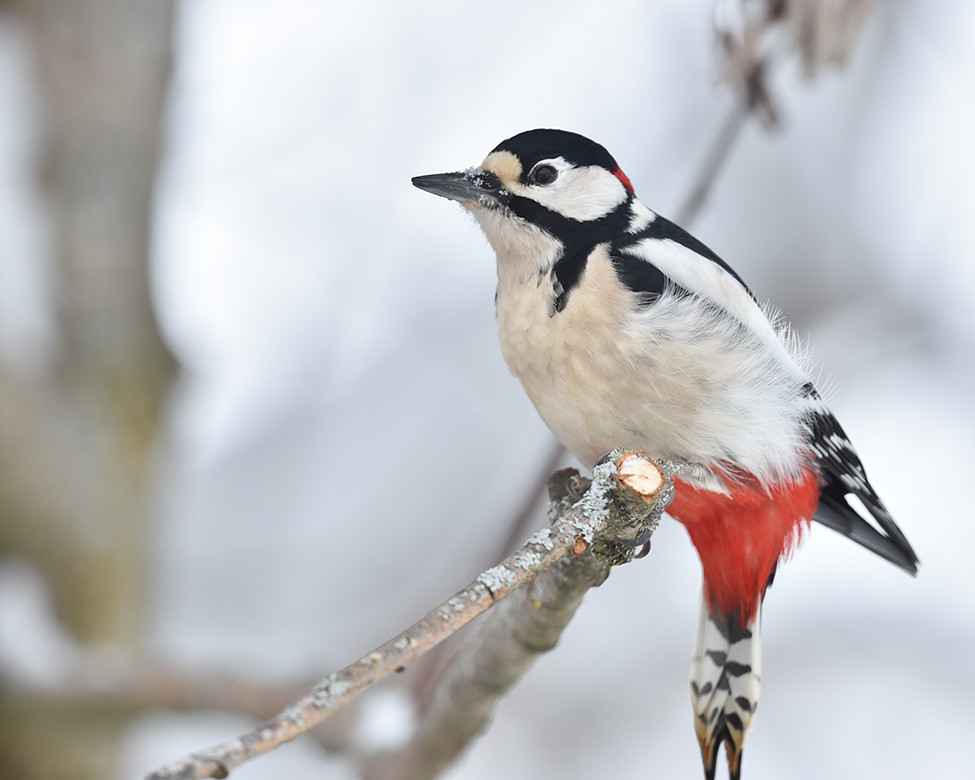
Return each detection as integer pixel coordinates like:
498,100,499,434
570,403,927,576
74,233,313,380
0,0,176,777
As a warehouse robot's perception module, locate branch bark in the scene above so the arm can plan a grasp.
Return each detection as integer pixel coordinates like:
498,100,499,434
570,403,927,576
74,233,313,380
362,457,673,780
145,452,675,780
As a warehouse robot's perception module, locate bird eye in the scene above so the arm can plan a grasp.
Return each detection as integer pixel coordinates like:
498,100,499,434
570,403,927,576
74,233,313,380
530,164,558,185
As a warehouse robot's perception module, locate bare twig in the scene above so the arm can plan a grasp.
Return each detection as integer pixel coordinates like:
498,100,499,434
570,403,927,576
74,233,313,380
408,440,567,707
684,0,883,224
675,97,750,227
145,452,675,780
364,455,674,780
779,0,880,77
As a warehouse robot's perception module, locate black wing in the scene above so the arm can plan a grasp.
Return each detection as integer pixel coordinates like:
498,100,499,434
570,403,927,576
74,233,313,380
628,213,755,298
805,392,919,575
608,211,755,307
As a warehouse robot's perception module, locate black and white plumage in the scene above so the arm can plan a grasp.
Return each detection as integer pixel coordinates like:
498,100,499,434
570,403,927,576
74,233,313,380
413,128,918,779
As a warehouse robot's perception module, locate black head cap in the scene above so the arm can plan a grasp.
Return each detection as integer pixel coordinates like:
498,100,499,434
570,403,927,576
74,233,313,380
492,129,629,188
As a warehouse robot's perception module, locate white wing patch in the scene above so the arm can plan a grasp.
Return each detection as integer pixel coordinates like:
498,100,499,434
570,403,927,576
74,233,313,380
627,237,810,385
620,293,811,486
626,199,657,233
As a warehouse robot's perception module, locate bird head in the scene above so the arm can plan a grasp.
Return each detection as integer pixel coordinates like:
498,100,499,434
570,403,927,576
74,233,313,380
412,129,636,259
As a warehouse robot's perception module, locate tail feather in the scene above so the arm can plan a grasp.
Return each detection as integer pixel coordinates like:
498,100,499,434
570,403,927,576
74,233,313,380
814,481,919,575
690,598,760,780
805,399,919,575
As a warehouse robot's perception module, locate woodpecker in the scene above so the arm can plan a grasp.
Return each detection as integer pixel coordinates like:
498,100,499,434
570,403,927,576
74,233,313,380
412,129,918,779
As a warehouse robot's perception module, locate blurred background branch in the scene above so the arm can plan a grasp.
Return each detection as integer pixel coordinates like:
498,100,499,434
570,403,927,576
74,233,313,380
0,0,175,778
147,456,669,780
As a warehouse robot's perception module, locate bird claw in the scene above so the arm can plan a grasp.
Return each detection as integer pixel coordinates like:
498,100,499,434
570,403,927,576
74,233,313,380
564,476,586,501
614,526,654,556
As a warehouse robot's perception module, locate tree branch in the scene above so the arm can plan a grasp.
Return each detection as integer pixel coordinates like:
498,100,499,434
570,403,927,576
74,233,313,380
0,655,362,758
362,456,674,780
408,439,567,707
145,451,675,780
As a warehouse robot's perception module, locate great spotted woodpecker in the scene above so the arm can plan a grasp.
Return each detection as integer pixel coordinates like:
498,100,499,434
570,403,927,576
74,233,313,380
412,129,918,779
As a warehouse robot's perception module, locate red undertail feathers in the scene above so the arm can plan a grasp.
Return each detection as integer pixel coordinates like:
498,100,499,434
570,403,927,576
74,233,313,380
669,468,821,622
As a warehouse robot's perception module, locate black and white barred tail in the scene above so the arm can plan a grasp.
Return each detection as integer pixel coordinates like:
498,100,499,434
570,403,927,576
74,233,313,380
690,600,761,780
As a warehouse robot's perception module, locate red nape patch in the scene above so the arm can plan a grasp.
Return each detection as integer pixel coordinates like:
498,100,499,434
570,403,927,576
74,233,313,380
669,470,821,624
612,166,634,194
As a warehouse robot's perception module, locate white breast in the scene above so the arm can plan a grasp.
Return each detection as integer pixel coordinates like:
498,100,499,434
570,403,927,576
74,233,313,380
494,244,811,491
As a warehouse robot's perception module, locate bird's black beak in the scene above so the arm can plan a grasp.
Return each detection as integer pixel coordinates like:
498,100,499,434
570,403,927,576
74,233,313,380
411,169,504,208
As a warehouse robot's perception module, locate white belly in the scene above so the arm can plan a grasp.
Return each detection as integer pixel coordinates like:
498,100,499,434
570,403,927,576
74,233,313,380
494,246,808,490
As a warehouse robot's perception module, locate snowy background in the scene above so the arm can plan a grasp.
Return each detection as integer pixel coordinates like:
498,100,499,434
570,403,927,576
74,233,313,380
2,0,974,778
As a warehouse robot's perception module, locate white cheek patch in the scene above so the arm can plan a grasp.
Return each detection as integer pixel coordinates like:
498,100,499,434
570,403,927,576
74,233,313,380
507,162,629,222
